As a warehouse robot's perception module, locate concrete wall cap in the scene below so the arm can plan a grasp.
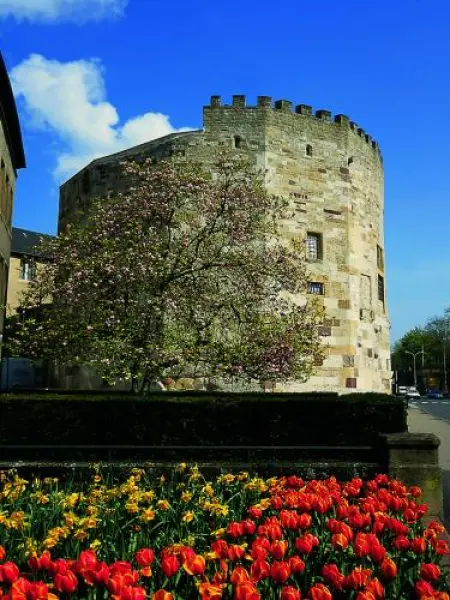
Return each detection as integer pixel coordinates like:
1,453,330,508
380,432,441,448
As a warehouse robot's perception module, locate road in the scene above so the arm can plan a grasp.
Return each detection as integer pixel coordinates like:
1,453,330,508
408,398,450,422
407,400,450,529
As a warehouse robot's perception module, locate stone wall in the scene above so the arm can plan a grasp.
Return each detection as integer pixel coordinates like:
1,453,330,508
59,95,390,394
0,118,17,335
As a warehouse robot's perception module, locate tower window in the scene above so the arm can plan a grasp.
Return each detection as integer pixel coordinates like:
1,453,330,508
307,282,324,295
306,232,323,261
378,274,385,302
234,135,241,149
377,245,384,271
306,144,313,157
348,156,354,166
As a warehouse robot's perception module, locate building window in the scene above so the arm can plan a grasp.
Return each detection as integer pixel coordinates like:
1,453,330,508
306,232,322,261
378,274,385,302
348,156,354,166
234,135,241,149
307,281,324,295
306,144,313,157
19,259,36,281
377,244,384,271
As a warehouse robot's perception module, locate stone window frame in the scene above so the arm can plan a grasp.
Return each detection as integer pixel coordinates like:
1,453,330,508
305,144,313,158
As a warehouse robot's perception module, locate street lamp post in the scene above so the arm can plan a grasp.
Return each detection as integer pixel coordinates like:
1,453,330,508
405,350,425,389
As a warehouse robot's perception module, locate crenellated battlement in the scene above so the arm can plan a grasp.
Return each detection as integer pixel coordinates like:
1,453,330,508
205,95,381,155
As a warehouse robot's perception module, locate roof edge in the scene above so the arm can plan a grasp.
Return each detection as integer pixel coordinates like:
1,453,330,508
0,52,26,170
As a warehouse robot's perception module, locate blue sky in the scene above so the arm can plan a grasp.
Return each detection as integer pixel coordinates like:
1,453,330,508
1,0,449,342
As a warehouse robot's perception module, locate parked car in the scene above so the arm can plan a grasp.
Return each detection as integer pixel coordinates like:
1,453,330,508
427,389,443,399
405,387,420,399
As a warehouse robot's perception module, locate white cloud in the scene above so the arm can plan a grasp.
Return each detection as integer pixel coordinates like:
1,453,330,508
11,54,193,181
0,0,127,22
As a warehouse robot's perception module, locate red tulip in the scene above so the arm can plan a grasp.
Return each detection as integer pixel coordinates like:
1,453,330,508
295,533,319,555
29,581,54,600
83,561,110,586
54,570,78,594
345,567,372,590
365,577,384,599
1,562,20,584
280,585,301,600
250,560,270,582
230,566,251,585
392,535,410,550
242,519,256,535
380,558,397,580
135,548,155,567
331,533,348,550
250,544,268,561
289,556,306,575
228,545,245,561
234,581,260,600
248,507,263,520
10,577,31,597
161,555,179,577
411,537,427,553
270,539,288,560
77,549,97,572
432,539,450,555
116,586,146,600
152,591,174,600
420,563,441,581
0,546,6,561
368,543,386,564
321,563,344,591
308,583,332,600
270,561,291,584
297,513,312,529
211,540,229,559
415,579,435,597
228,521,245,538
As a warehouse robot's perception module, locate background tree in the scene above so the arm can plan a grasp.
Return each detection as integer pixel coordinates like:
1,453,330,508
391,310,450,392
10,154,324,393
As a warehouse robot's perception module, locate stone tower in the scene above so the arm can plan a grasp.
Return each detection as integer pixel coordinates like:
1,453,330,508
59,95,390,393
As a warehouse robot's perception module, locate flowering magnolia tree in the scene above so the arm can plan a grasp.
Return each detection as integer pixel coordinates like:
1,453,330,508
10,153,324,392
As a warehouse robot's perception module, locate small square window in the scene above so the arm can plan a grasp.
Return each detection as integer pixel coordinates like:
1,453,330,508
19,259,36,281
307,281,324,295
306,232,323,261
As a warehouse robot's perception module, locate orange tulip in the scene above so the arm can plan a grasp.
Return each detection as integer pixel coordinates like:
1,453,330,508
183,554,206,576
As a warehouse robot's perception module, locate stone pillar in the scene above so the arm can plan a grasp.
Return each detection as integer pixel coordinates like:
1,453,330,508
380,433,443,519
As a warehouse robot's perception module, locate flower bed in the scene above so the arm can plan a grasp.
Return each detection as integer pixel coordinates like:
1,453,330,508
0,466,449,599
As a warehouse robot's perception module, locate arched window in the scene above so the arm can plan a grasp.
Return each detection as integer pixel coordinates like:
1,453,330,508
234,135,242,149
306,144,313,157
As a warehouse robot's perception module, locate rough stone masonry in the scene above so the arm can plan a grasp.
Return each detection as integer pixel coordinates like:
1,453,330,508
59,95,390,394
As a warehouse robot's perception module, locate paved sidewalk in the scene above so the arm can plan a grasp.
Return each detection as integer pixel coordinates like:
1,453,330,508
408,406,450,528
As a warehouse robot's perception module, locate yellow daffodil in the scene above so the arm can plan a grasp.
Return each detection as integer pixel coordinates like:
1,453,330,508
157,499,171,510
140,508,156,522
182,511,195,523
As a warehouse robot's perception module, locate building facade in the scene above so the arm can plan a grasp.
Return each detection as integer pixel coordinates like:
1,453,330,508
0,52,26,340
59,95,390,393
7,227,52,316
